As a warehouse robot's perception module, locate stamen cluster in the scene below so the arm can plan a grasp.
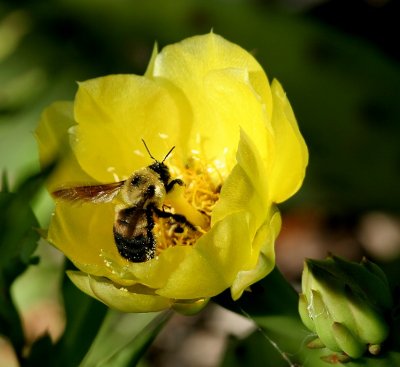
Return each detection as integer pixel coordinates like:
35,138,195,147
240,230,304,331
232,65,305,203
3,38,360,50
155,156,222,252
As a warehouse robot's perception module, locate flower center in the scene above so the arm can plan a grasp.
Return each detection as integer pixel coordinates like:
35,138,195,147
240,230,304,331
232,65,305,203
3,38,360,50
154,154,223,253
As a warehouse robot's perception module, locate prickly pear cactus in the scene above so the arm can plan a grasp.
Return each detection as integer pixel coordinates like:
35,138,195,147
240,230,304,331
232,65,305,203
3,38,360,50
299,255,393,360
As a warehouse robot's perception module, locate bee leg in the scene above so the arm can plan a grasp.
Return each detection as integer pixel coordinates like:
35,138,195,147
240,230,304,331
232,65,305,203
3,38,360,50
166,179,184,193
152,206,196,231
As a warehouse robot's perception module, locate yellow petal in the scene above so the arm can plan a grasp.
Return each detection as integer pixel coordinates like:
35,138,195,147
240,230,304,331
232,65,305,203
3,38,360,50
73,74,190,182
66,270,103,301
172,298,210,315
153,33,272,115
268,79,308,203
152,33,272,168
35,101,93,192
212,164,260,226
112,244,188,290
235,129,270,210
67,271,172,312
154,246,227,299
231,253,273,301
36,101,73,165
231,209,281,300
260,207,282,256
48,200,123,274
157,211,253,299
212,129,269,230
154,32,268,80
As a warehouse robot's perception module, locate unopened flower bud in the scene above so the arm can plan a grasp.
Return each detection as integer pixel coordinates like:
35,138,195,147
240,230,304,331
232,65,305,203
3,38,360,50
299,255,392,359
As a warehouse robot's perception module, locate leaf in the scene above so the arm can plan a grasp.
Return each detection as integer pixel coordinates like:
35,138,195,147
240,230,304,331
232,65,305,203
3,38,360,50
0,192,39,267
0,258,25,355
0,182,42,354
79,310,171,367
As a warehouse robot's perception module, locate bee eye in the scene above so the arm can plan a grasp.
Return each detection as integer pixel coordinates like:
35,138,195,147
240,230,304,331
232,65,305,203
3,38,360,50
147,185,155,197
174,226,184,233
131,176,142,186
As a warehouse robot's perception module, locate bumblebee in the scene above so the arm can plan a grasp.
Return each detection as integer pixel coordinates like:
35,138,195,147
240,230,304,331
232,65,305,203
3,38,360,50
52,140,194,262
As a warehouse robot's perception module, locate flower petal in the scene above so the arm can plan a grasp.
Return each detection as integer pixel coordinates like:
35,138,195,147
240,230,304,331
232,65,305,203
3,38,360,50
35,101,93,192
152,33,272,167
66,270,103,301
212,129,269,230
36,101,73,165
48,200,123,274
260,207,282,256
154,246,226,299
231,254,272,301
268,79,308,203
235,129,270,211
153,33,272,115
114,244,188,290
157,211,253,299
212,164,258,225
73,74,190,182
231,209,281,300
172,298,210,315
67,271,172,312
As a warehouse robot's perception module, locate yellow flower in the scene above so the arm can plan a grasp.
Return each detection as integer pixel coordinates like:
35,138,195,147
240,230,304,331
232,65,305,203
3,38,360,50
36,33,308,313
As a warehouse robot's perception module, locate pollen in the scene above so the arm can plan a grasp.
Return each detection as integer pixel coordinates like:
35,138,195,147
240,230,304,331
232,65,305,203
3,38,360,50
154,154,222,253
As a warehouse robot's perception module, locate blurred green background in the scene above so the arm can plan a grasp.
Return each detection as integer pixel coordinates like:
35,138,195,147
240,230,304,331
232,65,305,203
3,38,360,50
1,0,399,366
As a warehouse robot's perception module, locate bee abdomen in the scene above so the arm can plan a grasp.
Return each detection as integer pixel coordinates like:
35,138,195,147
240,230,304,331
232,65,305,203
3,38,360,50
113,229,156,262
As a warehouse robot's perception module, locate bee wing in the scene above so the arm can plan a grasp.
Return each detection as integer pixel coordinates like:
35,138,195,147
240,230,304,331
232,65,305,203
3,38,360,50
52,181,125,203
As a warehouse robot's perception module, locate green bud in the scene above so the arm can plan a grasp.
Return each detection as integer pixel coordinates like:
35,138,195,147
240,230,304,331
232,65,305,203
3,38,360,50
361,257,388,284
345,286,389,344
361,257,393,310
299,256,392,359
331,322,366,358
332,255,392,311
310,289,341,352
299,293,316,332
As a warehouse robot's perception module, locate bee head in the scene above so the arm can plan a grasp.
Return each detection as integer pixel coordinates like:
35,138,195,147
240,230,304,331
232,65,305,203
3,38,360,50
142,139,174,187
148,162,170,186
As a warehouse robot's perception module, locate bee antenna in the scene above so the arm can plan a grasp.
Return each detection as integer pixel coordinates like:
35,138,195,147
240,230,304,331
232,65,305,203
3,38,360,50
142,139,157,161
162,146,175,163
142,139,175,163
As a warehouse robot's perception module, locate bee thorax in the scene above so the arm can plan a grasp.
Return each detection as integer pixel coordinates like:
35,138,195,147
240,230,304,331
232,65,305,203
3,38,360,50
121,169,166,207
